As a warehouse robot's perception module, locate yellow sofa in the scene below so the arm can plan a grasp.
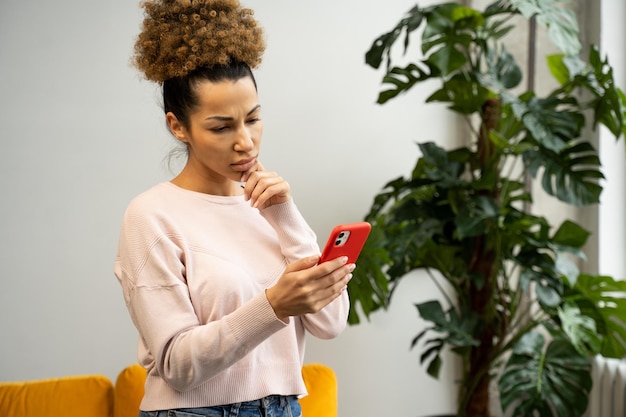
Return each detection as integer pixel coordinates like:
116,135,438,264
0,363,337,417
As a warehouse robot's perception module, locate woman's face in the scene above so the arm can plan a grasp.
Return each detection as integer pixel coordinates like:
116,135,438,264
167,76,263,195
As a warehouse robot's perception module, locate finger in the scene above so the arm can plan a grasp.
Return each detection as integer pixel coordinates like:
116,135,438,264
245,172,285,207
240,161,265,183
316,256,349,273
242,168,273,202
241,169,263,201
251,178,287,209
319,264,355,296
326,263,355,286
302,260,351,297
311,274,352,311
247,172,281,196
284,255,321,275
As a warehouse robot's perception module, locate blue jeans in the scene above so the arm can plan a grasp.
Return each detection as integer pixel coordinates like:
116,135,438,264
139,395,302,417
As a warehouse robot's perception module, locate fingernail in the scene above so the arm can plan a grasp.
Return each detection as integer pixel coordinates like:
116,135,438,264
348,263,356,272
340,256,348,264
346,273,353,281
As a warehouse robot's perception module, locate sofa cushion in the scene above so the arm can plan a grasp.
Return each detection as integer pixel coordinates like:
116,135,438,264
0,374,113,417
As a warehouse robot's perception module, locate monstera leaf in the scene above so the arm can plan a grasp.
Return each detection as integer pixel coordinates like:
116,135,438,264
499,331,591,417
568,274,626,358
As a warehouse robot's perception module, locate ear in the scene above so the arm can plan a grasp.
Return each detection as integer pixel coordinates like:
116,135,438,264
166,112,189,143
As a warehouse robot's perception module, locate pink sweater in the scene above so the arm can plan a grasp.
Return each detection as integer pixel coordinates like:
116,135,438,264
114,182,349,410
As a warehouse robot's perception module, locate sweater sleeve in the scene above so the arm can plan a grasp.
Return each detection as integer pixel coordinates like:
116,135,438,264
114,207,287,392
259,199,320,262
260,199,350,338
301,290,349,339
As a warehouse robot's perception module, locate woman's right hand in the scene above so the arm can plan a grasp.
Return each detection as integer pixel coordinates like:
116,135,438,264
240,162,291,210
265,256,355,322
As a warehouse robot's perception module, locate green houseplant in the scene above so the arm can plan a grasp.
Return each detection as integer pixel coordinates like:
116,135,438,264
348,1,626,417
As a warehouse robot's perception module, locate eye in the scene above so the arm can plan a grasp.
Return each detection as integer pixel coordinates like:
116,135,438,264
210,126,229,133
246,117,261,125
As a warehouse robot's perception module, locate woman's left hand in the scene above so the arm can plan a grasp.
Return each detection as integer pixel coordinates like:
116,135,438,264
240,162,291,209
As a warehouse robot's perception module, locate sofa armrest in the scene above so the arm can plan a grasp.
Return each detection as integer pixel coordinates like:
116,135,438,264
114,363,146,417
299,363,338,417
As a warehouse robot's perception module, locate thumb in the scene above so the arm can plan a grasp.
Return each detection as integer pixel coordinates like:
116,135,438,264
284,255,321,273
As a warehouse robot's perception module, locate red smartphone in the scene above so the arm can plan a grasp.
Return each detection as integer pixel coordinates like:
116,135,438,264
319,222,371,264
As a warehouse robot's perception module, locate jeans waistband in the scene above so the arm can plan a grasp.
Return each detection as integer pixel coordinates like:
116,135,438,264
238,394,293,408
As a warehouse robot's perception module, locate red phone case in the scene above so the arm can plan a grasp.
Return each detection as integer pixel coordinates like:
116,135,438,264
319,222,371,264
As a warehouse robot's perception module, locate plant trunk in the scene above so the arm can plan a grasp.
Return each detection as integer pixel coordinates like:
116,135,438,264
461,236,496,417
459,98,503,417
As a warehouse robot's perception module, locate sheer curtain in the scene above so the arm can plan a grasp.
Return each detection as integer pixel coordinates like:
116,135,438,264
598,0,626,279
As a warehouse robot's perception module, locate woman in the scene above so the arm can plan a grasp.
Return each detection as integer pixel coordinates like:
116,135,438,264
114,1,352,416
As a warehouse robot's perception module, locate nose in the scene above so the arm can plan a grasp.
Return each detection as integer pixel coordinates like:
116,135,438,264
234,126,254,152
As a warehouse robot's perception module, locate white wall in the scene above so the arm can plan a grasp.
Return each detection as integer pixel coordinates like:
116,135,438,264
1,1,621,416
0,1,458,416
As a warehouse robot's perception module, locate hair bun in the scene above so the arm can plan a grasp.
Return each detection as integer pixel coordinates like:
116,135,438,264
133,0,266,83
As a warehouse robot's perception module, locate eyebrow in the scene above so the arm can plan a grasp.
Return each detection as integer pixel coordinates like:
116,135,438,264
205,104,261,121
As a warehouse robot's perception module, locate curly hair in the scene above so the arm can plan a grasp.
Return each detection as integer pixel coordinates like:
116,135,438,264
133,0,266,83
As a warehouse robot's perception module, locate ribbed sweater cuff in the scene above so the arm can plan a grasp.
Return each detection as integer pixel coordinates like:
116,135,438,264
225,292,287,343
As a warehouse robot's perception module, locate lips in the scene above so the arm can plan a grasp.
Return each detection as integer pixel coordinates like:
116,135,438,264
231,156,257,172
